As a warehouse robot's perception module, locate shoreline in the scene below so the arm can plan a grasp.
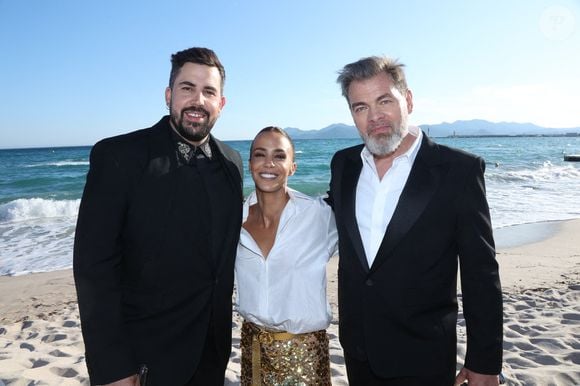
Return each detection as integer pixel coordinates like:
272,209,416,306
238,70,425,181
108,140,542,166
1,219,579,385
1,218,573,279
1,218,575,322
494,220,563,250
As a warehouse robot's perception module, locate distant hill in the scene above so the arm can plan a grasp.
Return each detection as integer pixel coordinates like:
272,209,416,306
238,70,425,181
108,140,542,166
420,119,580,137
284,120,580,139
285,124,359,139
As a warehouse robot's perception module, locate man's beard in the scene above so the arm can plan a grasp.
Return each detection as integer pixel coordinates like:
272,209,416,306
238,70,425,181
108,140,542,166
361,124,404,157
170,106,216,143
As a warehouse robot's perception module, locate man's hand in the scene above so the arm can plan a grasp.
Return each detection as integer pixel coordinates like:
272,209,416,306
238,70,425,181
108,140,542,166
101,374,139,386
455,367,499,386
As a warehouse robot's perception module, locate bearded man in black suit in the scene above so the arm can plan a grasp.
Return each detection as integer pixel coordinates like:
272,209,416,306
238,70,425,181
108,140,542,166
327,56,503,386
74,47,243,386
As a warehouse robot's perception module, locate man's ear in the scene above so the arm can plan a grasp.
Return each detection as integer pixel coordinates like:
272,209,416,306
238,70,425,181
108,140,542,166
405,89,413,114
165,87,172,109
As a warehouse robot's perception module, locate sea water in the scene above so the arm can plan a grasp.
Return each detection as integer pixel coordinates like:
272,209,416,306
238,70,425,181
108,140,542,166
1,136,579,276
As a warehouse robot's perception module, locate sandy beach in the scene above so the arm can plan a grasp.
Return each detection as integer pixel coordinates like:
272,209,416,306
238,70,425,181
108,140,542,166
1,220,579,385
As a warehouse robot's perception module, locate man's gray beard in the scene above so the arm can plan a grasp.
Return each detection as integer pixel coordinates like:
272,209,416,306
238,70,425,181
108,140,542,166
362,130,404,157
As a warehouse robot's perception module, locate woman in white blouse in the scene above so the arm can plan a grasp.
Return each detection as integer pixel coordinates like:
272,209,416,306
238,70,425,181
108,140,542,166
236,126,338,386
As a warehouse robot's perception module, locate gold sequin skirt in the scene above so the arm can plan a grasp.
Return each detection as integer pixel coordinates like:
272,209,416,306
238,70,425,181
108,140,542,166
241,321,331,386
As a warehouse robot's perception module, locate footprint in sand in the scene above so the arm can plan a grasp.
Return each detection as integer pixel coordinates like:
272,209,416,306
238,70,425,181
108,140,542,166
530,337,568,351
502,340,514,350
63,320,78,328
31,358,50,368
19,342,35,352
50,367,79,378
512,340,536,351
530,324,549,332
562,312,580,321
330,354,345,365
330,368,343,377
49,349,71,357
25,331,39,339
506,324,541,337
564,351,580,364
519,351,560,366
514,304,528,311
504,355,538,369
41,333,67,343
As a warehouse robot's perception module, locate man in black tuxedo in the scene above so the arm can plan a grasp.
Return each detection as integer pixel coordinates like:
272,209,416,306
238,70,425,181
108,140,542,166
327,56,503,386
73,47,243,385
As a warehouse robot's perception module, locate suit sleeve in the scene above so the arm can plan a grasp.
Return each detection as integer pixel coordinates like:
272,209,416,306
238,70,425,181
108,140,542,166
456,157,503,374
73,141,137,383
324,153,337,209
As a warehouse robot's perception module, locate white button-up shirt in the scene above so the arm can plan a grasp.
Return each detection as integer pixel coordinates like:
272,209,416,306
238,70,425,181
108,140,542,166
236,189,338,334
356,127,422,267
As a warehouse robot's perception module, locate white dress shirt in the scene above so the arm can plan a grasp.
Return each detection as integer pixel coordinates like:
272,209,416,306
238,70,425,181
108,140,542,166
356,127,422,267
236,188,338,334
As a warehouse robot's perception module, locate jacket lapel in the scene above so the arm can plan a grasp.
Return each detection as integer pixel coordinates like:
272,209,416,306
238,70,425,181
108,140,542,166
208,136,244,275
341,148,370,273
212,135,243,199
369,134,442,273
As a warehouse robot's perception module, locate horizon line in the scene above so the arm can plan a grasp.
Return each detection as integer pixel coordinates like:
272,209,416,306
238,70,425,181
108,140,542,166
3,118,580,150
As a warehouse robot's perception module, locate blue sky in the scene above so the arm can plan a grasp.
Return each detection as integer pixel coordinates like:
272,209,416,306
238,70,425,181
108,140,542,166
1,0,579,148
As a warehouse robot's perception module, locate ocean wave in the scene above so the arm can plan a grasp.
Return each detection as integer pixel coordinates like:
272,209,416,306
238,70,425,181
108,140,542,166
25,161,89,167
0,198,80,223
487,164,580,183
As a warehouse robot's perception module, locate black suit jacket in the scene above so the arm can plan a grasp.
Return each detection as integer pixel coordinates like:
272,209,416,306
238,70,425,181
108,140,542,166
73,116,243,385
328,133,502,377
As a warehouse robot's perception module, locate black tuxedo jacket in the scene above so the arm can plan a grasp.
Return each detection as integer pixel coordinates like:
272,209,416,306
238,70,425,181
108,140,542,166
73,116,243,385
328,133,502,377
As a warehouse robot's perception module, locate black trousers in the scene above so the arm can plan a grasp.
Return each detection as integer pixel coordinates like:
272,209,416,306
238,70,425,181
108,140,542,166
184,328,226,386
344,353,455,386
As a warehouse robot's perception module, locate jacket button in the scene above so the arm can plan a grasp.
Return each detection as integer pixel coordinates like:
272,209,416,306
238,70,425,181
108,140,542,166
365,279,373,286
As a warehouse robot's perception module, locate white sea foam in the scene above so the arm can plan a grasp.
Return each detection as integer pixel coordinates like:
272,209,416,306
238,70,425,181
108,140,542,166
0,217,76,276
0,198,80,223
2,137,580,277
0,198,79,276
486,164,580,183
486,164,580,228
25,160,89,167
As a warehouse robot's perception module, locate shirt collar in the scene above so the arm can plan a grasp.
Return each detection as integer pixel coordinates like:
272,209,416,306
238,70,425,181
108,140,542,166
171,129,213,163
243,188,300,222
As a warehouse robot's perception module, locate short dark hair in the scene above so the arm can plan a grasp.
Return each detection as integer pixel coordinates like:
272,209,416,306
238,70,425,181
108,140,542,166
337,56,407,102
250,126,296,160
168,47,226,92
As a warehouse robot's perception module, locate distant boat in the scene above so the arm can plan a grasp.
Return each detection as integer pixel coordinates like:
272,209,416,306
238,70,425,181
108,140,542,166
563,154,580,162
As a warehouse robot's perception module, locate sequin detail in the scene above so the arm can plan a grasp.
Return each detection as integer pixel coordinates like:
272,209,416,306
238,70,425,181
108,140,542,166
177,141,212,164
241,321,331,386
